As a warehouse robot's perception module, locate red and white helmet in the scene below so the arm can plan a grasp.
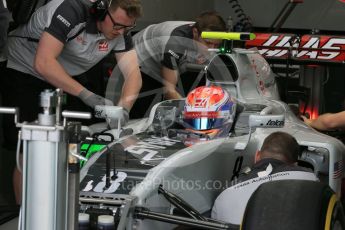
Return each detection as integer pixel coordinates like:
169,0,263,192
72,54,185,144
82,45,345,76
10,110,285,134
183,86,236,138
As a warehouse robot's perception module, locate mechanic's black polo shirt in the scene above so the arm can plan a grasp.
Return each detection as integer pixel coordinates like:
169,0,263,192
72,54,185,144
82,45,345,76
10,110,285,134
133,21,203,77
7,0,133,79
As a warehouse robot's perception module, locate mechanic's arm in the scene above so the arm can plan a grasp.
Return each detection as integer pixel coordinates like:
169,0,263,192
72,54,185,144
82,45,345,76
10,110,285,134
34,32,85,96
161,66,182,100
115,49,142,111
301,111,345,131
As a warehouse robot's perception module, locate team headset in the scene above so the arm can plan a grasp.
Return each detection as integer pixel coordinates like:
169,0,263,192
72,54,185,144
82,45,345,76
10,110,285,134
90,0,113,21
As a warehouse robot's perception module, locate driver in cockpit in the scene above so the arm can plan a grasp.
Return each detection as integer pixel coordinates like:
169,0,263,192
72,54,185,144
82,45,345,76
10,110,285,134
180,85,236,145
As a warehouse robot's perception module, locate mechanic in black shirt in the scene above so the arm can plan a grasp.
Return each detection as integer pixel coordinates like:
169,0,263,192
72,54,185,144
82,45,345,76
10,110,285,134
211,131,318,225
130,11,227,118
1,0,142,204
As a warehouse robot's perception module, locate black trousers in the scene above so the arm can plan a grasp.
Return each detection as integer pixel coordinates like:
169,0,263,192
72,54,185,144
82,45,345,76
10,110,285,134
0,67,105,150
129,71,164,119
129,70,205,119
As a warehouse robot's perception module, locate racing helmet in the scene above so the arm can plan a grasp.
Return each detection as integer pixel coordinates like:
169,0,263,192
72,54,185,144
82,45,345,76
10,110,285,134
183,86,236,138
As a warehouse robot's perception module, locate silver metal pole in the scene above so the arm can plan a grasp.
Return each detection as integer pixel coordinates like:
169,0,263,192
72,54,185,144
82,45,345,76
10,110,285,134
0,89,91,230
66,122,82,230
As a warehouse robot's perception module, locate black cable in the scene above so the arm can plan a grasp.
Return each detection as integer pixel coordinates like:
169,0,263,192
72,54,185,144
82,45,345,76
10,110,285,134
302,91,310,116
105,145,112,188
231,156,243,181
83,132,114,162
84,137,96,160
228,0,252,32
158,185,207,221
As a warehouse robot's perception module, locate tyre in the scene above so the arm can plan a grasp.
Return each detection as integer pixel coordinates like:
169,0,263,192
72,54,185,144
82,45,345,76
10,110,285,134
241,180,345,230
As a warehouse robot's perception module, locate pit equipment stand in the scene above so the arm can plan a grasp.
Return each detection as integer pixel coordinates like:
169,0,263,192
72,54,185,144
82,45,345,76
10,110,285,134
0,89,91,230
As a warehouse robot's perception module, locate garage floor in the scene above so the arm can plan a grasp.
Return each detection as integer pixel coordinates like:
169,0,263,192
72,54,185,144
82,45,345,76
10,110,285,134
0,94,19,229
0,217,18,230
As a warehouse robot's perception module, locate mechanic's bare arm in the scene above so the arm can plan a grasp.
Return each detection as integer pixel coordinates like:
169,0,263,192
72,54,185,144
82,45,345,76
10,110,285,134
34,32,84,96
161,66,182,100
302,111,345,131
115,49,142,111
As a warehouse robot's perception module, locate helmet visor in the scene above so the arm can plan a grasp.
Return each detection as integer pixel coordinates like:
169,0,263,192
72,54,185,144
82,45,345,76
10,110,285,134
183,117,227,130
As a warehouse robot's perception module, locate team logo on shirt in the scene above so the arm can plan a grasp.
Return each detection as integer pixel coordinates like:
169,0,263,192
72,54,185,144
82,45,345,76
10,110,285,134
168,49,180,59
98,40,109,51
57,15,71,28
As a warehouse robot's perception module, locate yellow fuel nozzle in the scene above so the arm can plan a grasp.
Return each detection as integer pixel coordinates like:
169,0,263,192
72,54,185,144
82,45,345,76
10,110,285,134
201,32,256,41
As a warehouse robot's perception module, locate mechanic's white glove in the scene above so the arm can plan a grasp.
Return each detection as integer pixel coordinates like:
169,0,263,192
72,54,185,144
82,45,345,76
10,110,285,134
108,107,129,129
78,88,113,108
94,105,129,129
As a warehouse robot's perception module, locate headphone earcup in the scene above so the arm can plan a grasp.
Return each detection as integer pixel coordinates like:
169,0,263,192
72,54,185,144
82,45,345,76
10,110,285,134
90,0,109,21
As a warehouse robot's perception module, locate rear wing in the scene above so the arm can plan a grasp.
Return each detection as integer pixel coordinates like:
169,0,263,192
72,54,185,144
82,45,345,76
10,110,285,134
245,33,345,64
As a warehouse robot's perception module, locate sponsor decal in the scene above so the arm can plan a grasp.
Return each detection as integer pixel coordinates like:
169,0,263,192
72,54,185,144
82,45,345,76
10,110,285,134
98,40,109,51
168,49,180,59
184,111,219,119
333,160,344,179
194,98,208,108
246,33,345,63
266,119,284,127
298,35,345,61
125,136,180,161
94,109,103,118
82,171,127,193
57,14,71,28
232,171,317,190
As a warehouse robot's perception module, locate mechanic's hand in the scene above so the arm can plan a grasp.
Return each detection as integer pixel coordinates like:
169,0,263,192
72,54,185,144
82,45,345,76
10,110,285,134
301,115,311,126
108,107,129,129
78,88,113,108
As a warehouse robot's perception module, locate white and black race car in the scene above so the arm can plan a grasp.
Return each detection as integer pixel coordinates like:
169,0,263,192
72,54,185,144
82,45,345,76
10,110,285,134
78,32,345,230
